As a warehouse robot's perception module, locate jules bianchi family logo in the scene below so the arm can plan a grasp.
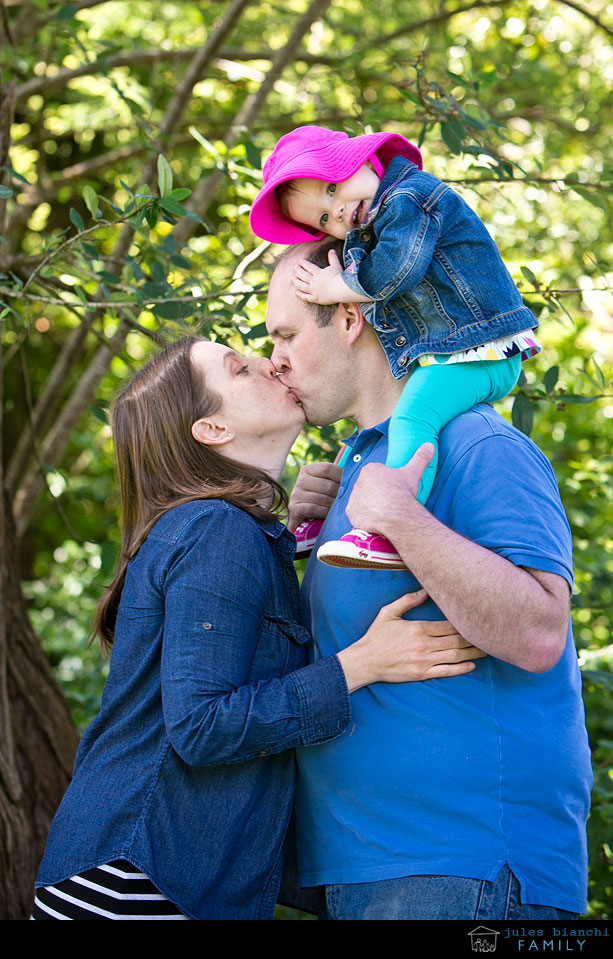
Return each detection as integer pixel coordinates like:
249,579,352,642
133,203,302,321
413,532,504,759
469,927,500,953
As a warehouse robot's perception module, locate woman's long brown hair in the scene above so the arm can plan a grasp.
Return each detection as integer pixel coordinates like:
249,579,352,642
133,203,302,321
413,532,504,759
94,336,287,652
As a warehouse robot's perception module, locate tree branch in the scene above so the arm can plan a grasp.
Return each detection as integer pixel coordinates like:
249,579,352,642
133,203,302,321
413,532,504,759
10,0,256,535
174,0,333,244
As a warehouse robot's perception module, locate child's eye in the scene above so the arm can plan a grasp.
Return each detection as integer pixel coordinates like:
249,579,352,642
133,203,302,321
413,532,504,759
326,184,336,195
320,212,329,226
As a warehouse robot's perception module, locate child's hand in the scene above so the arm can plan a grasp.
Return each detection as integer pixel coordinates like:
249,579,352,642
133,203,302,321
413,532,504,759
292,249,350,305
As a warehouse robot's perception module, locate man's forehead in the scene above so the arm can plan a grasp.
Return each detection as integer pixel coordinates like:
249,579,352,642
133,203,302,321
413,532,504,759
266,259,316,335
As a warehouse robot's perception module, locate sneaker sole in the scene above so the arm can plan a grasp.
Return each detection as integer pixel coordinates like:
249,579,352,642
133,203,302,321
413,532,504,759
316,545,406,570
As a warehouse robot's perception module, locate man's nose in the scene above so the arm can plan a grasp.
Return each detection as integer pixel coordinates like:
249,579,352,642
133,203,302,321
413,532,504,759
270,346,289,374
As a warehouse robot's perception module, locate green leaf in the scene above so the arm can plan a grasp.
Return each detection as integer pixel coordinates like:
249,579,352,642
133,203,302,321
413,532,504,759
556,394,603,404
520,266,538,287
145,204,159,229
440,121,463,155
119,179,134,196
83,185,99,217
446,116,466,140
90,405,108,424
398,88,420,105
245,141,262,169
170,254,191,270
592,357,606,390
57,5,77,19
1,166,30,185
159,196,187,217
97,271,121,285
511,392,534,436
157,155,173,197
80,242,99,258
0,185,14,198
417,123,428,148
189,127,224,160
244,322,268,339
169,188,191,201
543,366,559,393
70,208,85,231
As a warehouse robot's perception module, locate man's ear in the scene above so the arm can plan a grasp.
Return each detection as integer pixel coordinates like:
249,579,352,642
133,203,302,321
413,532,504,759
340,302,366,345
191,418,234,447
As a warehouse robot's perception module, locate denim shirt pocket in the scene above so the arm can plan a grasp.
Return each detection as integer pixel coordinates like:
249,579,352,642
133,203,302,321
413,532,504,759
249,616,310,681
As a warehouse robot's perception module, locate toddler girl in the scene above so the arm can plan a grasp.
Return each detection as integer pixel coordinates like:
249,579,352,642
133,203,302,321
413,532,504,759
250,126,540,569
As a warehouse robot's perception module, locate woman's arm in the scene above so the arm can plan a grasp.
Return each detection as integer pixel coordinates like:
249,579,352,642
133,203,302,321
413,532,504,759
160,508,483,767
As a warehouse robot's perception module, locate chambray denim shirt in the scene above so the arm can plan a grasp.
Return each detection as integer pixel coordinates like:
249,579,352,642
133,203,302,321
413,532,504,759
36,500,350,920
342,156,539,379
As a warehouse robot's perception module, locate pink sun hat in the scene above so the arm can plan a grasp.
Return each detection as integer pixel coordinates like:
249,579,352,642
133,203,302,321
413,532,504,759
250,126,423,244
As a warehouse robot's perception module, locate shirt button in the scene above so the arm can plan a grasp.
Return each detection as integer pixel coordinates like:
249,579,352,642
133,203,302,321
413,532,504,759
201,622,213,630
352,453,362,463
395,335,407,347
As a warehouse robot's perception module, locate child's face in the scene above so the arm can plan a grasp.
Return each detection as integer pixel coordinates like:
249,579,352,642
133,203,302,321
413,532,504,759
286,163,381,240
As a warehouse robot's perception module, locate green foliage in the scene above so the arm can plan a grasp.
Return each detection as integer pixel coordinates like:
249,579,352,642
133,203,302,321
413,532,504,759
2,0,612,917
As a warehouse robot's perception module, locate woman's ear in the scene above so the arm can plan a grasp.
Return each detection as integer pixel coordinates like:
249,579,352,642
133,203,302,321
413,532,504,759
191,419,234,447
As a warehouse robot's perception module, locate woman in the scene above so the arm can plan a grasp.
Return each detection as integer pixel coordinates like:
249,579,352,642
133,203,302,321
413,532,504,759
32,336,480,920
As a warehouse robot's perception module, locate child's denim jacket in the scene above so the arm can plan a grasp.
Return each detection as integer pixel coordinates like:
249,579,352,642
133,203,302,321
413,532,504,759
341,156,538,379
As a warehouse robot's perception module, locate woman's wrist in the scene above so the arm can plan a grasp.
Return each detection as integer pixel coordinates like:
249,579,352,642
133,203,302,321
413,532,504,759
336,641,379,693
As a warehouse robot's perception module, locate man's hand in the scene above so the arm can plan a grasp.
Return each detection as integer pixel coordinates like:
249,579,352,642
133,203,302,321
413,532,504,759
288,461,342,531
346,444,434,535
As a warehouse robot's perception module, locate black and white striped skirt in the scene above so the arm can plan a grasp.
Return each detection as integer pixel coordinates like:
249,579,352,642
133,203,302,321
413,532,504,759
31,860,189,920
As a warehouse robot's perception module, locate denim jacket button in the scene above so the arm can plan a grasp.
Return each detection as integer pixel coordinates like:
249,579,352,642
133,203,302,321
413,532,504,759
359,230,371,242
398,355,409,366
395,335,407,347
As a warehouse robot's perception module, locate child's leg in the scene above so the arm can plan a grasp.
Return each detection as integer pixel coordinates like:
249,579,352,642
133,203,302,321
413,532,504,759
387,355,521,504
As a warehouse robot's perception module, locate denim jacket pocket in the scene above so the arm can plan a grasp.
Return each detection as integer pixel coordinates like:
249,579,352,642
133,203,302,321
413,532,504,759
249,616,310,681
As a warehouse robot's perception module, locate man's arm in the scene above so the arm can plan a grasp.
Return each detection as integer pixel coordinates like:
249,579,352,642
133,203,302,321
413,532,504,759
345,445,570,674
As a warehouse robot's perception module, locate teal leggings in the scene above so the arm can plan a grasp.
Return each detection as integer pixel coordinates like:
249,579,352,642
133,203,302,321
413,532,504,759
339,355,521,504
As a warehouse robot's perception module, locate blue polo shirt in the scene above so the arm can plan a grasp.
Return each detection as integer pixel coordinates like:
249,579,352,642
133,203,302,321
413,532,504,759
296,405,592,914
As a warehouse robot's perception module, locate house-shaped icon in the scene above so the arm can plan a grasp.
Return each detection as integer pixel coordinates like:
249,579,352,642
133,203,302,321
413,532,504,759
468,926,500,953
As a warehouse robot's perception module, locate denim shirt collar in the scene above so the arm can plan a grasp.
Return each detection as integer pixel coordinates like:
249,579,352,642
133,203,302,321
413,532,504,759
363,156,417,226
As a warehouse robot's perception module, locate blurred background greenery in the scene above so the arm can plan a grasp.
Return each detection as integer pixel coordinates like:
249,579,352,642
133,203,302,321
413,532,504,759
1,0,611,918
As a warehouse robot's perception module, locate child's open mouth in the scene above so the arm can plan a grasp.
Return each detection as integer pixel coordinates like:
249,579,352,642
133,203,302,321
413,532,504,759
352,202,364,226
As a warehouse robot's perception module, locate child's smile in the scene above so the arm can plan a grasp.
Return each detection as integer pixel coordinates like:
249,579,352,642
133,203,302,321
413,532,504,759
286,163,381,240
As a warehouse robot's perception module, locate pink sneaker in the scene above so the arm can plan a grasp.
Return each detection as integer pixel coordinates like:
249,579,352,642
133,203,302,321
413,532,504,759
293,518,324,558
316,528,406,570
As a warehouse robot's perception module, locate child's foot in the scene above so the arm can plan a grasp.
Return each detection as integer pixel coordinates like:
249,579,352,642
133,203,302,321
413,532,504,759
293,518,324,558
316,528,406,570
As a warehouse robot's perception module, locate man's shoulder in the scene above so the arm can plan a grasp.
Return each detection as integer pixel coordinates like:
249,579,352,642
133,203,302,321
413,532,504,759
440,403,540,460
436,404,562,506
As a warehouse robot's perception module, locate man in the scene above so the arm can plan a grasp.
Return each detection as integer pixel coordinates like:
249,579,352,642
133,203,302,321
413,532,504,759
267,240,592,921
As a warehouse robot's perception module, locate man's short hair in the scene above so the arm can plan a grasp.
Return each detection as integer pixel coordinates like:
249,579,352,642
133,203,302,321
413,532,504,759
272,239,345,327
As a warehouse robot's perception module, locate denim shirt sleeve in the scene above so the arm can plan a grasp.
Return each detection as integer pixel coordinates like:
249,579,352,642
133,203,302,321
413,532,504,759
342,189,441,301
159,508,350,766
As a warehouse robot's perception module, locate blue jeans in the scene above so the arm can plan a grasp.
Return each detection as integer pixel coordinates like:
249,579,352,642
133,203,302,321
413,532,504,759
318,865,578,921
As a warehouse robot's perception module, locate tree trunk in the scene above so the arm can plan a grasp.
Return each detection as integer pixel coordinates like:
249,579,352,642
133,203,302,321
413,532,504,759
0,491,78,920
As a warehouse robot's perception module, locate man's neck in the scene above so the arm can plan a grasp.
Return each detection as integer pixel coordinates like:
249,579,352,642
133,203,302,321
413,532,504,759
351,362,404,432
